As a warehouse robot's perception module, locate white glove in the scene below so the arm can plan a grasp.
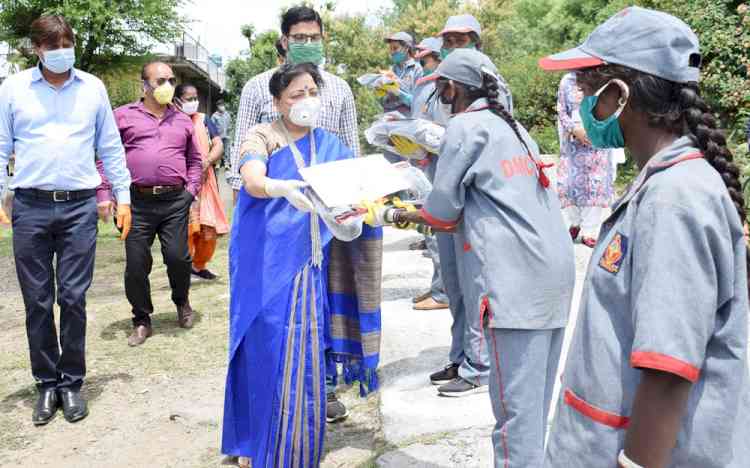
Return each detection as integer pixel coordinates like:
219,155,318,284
264,178,314,213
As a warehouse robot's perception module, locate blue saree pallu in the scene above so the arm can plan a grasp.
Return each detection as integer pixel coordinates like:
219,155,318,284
222,128,382,467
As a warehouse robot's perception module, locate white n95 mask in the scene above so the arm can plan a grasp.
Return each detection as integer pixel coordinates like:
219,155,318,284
289,97,322,127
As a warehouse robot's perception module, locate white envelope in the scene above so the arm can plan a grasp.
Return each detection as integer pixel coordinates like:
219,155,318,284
299,154,410,208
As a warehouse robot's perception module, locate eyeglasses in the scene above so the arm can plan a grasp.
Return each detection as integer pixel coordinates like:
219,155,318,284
147,77,177,87
288,33,323,44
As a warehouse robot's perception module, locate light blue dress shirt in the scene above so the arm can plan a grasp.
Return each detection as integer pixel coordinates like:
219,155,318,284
0,66,131,204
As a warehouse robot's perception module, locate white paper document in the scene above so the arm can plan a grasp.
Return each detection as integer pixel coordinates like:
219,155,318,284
299,154,410,208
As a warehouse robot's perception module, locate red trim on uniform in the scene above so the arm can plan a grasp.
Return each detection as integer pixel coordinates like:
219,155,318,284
490,329,510,468
419,207,458,230
564,389,630,429
538,56,604,71
463,242,471,252
651,151,703,169
631,351,700,383
415,74,439,86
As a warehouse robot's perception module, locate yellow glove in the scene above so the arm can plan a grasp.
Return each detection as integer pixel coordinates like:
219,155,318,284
375,81,400,97
390,197,418,230
390,135,421,157
362,200,390,227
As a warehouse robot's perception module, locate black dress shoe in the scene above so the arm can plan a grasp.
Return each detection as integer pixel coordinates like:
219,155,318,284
32,387,59,426
58,388,88,423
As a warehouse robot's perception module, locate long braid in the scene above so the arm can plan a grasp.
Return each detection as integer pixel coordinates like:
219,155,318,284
678,85,745,221
481,73,533,158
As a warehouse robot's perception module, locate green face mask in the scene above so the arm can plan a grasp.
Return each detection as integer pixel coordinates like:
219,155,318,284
440,42,476,60
422,68,434,77
288,41,324,65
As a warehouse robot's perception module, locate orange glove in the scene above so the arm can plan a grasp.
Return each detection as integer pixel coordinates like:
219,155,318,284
0,205,9,226
116,204,132,241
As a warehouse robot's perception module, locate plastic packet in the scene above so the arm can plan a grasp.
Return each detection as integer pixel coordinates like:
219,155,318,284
357,73,396,90
389,161,433,204
308,189,364,242
365,114,445,160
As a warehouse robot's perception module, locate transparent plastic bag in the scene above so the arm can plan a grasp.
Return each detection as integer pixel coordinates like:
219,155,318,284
308,189,364,242
365,113,445,160
389,161,433,204
357,73,396,90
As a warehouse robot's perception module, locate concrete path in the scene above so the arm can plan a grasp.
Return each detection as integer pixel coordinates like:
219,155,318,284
374,227,593,467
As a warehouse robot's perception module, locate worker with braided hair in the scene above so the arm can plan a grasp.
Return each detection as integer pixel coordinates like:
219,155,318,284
366,48,576,467
539,7,750,468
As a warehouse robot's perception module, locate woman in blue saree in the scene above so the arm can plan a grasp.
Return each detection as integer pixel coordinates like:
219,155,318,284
221,63,380,468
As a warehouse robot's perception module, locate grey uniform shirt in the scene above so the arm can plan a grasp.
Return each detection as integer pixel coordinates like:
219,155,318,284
545,137,750,467
423,98,575,329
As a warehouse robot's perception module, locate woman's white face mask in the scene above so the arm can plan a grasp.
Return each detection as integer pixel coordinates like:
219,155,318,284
181,100,199,115
289,97,321,127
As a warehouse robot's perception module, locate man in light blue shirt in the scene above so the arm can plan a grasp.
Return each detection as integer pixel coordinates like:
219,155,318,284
0,15,131,426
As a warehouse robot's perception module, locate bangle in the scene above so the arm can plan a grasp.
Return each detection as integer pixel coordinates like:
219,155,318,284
618,450,645,468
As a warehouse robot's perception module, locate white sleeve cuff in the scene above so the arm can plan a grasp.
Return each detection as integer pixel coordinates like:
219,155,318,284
114,190,131,205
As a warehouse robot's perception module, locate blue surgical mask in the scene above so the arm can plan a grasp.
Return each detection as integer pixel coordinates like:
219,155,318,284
40,48,76,74
391,50,407,65
579,79,629,149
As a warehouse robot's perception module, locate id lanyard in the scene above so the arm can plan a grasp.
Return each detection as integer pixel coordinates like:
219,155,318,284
280,121,323,268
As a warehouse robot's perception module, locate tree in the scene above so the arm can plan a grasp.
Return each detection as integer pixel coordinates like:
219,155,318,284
224,30,281,114
0,0,188,73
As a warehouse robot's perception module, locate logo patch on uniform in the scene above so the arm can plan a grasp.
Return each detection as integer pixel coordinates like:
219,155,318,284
599,232,628,274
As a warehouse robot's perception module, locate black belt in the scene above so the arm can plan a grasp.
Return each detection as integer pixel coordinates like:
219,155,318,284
16,188,96,202
132,184,184,196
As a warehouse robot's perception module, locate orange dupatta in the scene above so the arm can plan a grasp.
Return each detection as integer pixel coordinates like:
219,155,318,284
189,113,230,238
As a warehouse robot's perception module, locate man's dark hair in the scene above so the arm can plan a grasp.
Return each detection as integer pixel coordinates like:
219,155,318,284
281,6,323,36
269,62,323,99
30,15,75,48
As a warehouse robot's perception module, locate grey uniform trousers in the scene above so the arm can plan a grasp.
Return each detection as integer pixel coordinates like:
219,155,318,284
485,327,563,468
436,231,490,385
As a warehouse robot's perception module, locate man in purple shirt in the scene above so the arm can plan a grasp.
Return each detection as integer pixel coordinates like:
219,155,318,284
111,61,203,346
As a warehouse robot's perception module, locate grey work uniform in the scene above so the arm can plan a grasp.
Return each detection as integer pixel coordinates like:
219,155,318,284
411,75,451,305
424,98,575,468
382,58,422,163
545,137,750,467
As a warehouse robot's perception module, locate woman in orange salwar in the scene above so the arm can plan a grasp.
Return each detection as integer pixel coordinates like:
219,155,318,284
175,83,230,280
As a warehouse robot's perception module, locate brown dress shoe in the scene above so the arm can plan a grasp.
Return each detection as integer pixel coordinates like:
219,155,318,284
177,302,194,329
414,297,450,311
128,325,152,347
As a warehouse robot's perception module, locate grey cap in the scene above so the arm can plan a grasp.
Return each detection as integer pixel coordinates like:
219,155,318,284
385,31,414,46
539,6,700,83
415,37,443,58
439,14,481,38
435,48,513,113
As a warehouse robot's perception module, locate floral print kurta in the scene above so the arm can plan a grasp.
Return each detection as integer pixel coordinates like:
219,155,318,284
556,72,614,208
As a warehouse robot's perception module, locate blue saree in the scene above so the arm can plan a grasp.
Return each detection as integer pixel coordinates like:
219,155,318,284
222,128,382,467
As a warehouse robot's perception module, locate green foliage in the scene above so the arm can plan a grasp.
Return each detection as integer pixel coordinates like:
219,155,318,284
0,0,187,73
224,30,281,114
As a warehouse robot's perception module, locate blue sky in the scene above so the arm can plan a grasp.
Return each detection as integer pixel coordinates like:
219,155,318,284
187,0,394,60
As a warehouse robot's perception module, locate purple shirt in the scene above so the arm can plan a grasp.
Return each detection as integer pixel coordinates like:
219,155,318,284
114,101,202,196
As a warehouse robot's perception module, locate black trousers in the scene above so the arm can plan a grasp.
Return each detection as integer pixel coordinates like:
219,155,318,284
12,192,98,390
125,189,193,326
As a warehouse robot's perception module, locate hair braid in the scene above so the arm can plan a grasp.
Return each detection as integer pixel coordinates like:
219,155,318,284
478,73,532,157
679,85,746,223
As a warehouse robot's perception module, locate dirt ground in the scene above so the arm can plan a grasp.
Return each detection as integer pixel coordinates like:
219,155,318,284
0,223,384,468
